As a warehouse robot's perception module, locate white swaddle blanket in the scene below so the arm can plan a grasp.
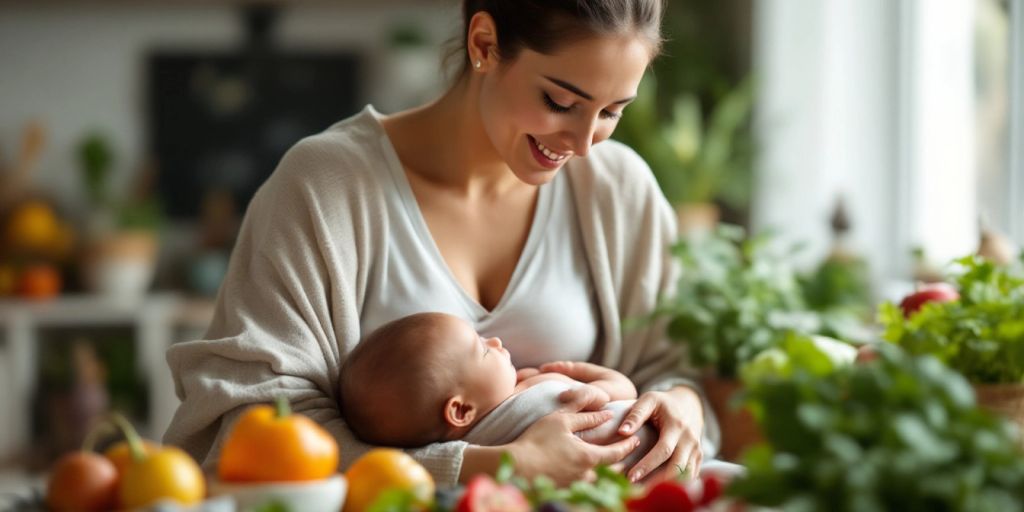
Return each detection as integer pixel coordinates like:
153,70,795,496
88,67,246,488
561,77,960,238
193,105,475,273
462,380,721,470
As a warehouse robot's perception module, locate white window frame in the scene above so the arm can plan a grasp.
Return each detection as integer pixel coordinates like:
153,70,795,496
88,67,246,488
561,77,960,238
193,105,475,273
1010,0,1024,244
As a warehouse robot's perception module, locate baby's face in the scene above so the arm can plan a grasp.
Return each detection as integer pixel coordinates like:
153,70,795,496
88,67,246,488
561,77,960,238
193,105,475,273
435,315,518,415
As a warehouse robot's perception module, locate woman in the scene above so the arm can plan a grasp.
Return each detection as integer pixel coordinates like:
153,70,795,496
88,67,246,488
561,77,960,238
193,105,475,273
164,0,719,487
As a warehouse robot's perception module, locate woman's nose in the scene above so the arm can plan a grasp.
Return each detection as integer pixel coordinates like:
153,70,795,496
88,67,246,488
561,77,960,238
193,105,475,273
568,117,599,157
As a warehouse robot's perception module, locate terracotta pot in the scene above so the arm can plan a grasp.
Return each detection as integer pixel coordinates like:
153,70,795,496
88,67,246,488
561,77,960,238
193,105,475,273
701,375,763,462
676,203,721,236
974,383,1024,445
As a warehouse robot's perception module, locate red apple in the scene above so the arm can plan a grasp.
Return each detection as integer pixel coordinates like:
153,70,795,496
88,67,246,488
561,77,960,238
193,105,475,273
899,283,959,318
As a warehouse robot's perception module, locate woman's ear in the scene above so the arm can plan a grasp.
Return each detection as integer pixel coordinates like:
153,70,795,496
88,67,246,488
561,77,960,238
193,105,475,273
466,11,499,71
444,395,477,428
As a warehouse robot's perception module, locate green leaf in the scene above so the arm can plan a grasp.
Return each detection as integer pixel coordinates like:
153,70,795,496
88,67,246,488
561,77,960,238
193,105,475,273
496,452,515,484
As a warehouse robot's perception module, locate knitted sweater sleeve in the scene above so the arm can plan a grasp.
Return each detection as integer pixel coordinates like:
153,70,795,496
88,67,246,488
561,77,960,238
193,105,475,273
163,121,468,487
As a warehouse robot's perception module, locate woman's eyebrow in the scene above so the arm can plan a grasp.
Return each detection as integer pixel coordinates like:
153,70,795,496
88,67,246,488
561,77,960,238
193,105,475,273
543,76,636,105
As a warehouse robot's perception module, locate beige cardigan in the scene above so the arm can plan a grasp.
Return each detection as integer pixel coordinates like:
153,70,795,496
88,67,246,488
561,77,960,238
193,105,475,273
163,106,717,487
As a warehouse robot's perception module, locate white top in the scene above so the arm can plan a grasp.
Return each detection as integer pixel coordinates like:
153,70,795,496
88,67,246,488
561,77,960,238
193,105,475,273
164,105,720,487
360,116,599,366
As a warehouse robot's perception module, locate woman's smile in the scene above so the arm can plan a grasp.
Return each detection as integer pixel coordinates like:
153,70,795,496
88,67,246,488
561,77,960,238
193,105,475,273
528,135,570,169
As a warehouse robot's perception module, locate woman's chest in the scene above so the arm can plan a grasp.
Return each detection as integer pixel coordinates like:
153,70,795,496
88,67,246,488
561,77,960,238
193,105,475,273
359,193,601,366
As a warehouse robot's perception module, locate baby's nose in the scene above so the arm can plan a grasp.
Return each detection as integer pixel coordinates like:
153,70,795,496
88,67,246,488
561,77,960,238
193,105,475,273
485,337,503,350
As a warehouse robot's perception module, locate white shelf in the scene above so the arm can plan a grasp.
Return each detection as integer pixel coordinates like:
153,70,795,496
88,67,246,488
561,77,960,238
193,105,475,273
0,294,215,468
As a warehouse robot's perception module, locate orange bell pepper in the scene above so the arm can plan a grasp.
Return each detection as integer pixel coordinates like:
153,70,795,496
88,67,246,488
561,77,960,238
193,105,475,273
218,396,339,482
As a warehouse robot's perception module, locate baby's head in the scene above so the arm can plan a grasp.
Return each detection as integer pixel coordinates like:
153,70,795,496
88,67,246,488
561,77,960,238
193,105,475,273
339,312,517,447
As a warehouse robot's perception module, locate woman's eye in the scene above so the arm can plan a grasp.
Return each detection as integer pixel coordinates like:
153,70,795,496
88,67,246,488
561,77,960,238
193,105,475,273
542,93,571,113
544,92,621,121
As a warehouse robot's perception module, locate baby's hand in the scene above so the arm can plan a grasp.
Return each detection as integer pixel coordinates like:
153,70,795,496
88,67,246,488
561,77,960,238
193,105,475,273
516,367,541,382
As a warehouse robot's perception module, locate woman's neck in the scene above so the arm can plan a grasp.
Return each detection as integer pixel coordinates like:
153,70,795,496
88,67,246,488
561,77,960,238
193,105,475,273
390,76,524,199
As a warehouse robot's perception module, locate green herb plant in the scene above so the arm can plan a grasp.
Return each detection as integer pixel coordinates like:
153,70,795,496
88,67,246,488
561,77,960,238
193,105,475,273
730,344,1024,511
879,255,1024,384
76,131,163,231
657,225,829,378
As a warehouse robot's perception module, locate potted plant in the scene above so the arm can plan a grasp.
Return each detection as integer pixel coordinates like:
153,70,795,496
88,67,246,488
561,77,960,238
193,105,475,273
879,254,1024,435
654,225,856,460
729,344,1024,509
614,74,754,235
78,132,163,299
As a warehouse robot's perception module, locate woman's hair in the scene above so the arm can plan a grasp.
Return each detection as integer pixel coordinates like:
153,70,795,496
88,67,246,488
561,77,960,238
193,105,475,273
446,0,666,78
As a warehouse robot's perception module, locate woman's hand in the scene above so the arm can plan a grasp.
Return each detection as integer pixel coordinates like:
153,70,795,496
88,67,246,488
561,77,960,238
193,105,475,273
556,384,611,412
515,367,541,382
618,386,705,483
505,409,640,486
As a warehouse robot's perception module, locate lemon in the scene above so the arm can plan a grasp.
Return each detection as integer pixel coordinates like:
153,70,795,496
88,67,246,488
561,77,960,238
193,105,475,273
5,201,60,252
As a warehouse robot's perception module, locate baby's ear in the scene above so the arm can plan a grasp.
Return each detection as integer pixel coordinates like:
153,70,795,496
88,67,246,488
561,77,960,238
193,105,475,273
444,395,476,428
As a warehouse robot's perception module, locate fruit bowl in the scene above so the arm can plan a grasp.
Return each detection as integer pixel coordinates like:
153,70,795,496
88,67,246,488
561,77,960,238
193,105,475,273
208,474,346,512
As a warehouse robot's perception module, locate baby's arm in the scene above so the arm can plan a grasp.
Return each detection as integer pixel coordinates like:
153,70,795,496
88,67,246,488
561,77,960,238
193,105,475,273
514,368,578,394
537,361,638,400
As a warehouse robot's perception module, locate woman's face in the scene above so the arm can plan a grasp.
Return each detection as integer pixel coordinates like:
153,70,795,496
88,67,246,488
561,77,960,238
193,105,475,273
476,34,652,186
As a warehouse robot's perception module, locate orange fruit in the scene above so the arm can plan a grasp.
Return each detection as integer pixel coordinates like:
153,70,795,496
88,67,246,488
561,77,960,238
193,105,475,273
5,200,61,253
0,264,16,296
343,449,434,512
17,264,61,300
218,398,339,483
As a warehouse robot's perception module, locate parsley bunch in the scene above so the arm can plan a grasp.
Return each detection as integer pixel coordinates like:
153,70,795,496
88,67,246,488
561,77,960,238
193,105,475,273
730,344,1024,511
880,255,1024,384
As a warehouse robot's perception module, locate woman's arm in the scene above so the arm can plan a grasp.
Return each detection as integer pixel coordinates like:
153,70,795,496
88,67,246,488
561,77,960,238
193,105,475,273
164,136,469,486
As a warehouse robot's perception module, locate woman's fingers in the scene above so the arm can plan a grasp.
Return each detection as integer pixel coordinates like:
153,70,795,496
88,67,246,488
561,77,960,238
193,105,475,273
588,433,641,466
627,423,683,483
646,439,698,484
559,385,610,411
618,393,657,435
540,361,604,381
539,361,571,373
516,367,540,381
688,448,703,478
564,409,614,432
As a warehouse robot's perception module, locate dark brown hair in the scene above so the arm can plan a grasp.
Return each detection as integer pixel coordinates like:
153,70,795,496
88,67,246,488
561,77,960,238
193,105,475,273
447,0,666,77
339,313,458,447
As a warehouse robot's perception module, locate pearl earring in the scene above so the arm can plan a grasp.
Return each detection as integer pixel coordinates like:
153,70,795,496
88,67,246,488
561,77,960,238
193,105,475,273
474,60,482,69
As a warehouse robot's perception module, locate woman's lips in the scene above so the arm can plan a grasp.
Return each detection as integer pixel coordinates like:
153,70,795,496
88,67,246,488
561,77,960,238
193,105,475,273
528,135,568,170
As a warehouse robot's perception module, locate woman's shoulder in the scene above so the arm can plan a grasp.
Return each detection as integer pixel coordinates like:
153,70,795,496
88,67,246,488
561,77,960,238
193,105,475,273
263,106,391,197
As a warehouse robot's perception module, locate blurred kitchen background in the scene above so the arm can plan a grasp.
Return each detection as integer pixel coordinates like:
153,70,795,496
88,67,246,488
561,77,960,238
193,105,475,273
0,0,1020,483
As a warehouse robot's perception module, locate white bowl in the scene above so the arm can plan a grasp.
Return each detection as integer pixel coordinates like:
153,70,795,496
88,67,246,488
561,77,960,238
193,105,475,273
208,474,346,512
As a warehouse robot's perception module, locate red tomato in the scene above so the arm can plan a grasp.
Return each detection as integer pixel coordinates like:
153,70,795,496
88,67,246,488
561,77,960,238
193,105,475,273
626,480,695,512
698,473,725,506
455,475,530,512
45,451,118,512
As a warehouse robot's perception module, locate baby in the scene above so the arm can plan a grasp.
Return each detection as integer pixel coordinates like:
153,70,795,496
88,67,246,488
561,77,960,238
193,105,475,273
339,312,655,462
